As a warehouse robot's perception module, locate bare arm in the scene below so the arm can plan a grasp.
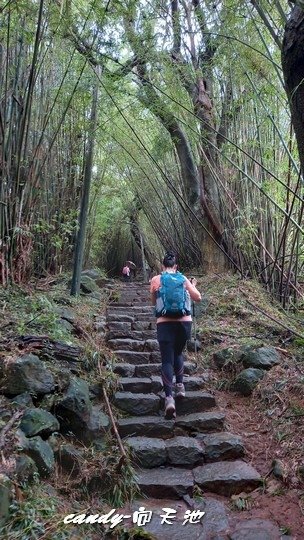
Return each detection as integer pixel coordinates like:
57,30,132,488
185,278,202,302
150,276,158,305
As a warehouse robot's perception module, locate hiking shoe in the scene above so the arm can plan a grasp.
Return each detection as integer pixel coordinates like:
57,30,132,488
164,396,176,419
175,383,185,398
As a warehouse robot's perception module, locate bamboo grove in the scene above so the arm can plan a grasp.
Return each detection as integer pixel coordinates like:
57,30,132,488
0,0,303,307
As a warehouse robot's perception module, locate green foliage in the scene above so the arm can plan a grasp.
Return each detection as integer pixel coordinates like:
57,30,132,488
0,481,70,540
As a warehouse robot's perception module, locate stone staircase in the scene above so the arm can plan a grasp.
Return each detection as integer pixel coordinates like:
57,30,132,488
105,283,283,539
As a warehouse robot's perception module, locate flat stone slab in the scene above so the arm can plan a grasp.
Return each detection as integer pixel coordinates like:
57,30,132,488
229,518,282,540
114,392,160,415
200,432,245,461
151,375,163,393
107,314,135,323
135,364,161,377
108,305,153,313
118,416,175,438
136,467,194,498
112,364,135,377
163,392,216,415
144,339,159,351
166,436,204,466
150,376,206,394
108,339,145,351
175,411,226,432
118,497,229,540
137,361,197,376
182,376,205,391
114,351,153,364
193,460,261,496
118,377,152,393
107,322,132,331
107,330,156,341
136,314,155,321
132,321,156,330
126,437,166,468
184,362,197,375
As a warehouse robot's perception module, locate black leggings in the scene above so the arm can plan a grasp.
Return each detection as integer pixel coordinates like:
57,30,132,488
157,321,192,397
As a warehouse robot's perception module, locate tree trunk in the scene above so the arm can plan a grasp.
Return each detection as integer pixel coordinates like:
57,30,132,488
71,78,99,295
282,6,304,179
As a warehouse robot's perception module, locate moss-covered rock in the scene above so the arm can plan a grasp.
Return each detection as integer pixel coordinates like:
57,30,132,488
55,377,92,436
20,408,60,438
233,368,265,396
213,348,243,369
24,436,55,477
242,346,281,370
15,454,38,483
1,354,55,396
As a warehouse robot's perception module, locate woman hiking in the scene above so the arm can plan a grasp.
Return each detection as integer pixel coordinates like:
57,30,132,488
150,251,201,419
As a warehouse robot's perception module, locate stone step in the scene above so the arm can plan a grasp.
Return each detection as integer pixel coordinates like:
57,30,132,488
136,467,194,499
118,377,152,393
175,411,226,433
115,390,215,415
108,339,145,351
108,338,158,351
134,314,155,322
132,321,156,330
118,410,225,438
134,362,197,378
118,415,175,438
197,432,245,462
118,375,206,394
193,460,262,496
112,363,135,377
118,296,150,303
126,436,204,468
107,305,153,313
114,351,154,365
114,392,160,415
160,392,216,415
107,311,156,322
119,497,230,540
106,329,156,341
107,314,136,323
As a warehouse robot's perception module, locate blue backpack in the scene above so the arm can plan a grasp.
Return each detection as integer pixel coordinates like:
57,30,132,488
155,271,191,317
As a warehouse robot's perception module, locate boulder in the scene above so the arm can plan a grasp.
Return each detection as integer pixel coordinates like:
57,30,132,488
10,393,34,408
1,354,55,396
213,348,243,369
54,306,76,322
81,405,110,445
242,346,281,370
55,377,92,436
38,394,56,411
24,436,55,477
0,474,12,523
55,444,83,477
15,454,38,483
20,408,60,438
81,269,102,280
234,368,265,396
80,275,100,294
